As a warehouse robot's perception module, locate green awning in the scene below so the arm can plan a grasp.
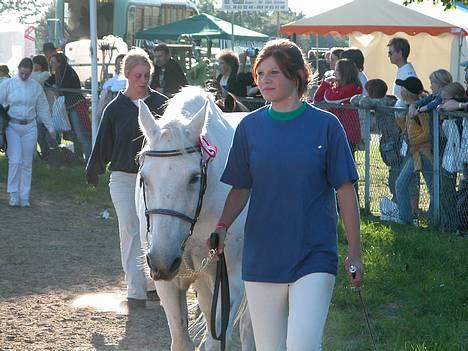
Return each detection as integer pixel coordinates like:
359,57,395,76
136,13,269,41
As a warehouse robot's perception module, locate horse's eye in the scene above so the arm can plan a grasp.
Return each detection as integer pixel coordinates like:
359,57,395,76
189,174,200,184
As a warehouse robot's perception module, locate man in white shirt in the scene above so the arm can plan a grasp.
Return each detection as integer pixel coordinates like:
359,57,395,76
387,37,417,100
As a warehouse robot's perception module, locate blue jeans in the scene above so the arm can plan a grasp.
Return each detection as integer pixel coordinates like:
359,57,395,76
69,108,91,160
396,154,433,224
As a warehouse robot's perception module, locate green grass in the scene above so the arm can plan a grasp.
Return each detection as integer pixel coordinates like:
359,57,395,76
1,155,467,350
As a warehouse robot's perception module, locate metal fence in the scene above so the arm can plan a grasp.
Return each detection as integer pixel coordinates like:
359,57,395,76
316,102,467,232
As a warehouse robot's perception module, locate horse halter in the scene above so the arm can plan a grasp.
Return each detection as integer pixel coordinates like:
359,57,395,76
138,136,217,248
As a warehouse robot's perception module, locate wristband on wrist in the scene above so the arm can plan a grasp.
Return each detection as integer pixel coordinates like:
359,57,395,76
216,221,228,231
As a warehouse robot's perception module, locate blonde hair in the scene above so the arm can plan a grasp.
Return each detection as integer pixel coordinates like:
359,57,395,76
122,48,154,76
429,69,452,88
441,82,465,100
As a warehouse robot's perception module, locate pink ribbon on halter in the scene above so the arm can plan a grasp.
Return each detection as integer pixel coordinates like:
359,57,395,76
199,136,218,159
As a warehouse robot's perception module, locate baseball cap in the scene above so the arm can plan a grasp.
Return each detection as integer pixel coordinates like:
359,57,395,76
461,60,468,67
395,76,423,95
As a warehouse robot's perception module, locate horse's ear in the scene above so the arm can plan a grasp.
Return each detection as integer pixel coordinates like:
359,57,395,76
138,99,160,140
187,99,208,136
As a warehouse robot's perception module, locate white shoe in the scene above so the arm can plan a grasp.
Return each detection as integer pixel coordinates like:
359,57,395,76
9,193,19,207
20,200,30,208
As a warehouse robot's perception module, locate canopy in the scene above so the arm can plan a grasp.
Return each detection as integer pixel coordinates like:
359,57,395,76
280,0,467,36
136,13,269,41
280,0,467,91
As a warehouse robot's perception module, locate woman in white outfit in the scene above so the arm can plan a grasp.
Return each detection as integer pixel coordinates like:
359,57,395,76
0,58,55,207
86,49,167,309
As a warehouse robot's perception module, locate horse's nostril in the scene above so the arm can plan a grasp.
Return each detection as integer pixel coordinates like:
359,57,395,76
170,257,182,273
146,254,153,270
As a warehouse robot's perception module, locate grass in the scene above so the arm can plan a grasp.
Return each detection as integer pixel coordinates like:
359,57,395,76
1,155,467,350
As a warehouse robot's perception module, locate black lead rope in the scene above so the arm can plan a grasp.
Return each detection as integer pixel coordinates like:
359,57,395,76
209,232,230,351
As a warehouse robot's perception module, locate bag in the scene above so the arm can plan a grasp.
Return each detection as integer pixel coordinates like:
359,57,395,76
379,139,402,166
379,196,400,223
441,119,462,173
51,96,72,132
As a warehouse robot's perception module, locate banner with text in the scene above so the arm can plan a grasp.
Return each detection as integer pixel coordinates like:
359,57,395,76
221,0,288,12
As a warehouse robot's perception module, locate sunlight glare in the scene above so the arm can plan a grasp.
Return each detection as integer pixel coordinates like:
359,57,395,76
71,292,127,313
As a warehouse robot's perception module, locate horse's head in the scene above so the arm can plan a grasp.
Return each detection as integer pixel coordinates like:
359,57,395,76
137,88,215,281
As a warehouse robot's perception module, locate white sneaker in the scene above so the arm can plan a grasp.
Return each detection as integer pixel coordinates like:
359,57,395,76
9,193,19,207
20,200,30,208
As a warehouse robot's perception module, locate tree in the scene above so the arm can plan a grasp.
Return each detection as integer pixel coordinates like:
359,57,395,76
0,0,53,24
402,0,460,10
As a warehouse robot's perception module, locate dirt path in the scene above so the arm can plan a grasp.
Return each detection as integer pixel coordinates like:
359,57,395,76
0,184,173,350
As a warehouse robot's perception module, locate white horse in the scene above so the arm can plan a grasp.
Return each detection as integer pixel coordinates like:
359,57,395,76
136,86,255,351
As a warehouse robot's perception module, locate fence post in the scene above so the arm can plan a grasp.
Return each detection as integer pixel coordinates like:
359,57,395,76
433,111,440,227
364,109,371,213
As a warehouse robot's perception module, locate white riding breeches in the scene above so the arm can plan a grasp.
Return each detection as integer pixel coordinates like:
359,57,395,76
109,171,147,300
6,122,38,201
245,272,335,351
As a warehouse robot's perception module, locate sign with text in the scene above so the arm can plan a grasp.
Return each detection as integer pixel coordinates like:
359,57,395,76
222,0,288,12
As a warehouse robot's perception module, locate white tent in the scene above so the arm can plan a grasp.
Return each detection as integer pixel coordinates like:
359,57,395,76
281,0,468,91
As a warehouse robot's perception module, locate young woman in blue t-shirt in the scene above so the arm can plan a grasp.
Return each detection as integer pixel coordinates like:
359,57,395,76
208,39,362,350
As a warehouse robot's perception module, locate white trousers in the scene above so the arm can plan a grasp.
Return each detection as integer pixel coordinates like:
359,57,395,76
109,171,147,300
6,122,38,201
245,272,335,351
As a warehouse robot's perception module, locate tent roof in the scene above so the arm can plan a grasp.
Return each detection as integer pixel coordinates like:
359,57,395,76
136,13,269,41
280,0,467,36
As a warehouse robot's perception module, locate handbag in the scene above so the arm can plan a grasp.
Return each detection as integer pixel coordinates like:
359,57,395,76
51,96,72,132
442,119,462,173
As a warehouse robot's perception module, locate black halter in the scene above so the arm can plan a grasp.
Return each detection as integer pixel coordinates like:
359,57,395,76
138,144,209,248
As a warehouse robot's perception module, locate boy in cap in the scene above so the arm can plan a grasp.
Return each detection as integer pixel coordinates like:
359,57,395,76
394,76,434,225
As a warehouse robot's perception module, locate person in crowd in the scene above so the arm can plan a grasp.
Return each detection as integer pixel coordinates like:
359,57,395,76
394,77,433,225
411,69,457,230
351,79,401,201
149,43,187,97
323,48,344,79
0,58,55,207
86,48,168,309
341,48,368,96
216,49,247,97
97,54,127,123
208,38,362,350
0,65,11,85
387,37,417,100
102,54,127,92
42,42,58,64
31,55,54,161
314,58,363,155
438,80,468,112
388,36,420,217
46,53,91,161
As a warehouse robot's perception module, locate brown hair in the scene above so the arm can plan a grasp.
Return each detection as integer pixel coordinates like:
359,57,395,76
217,50,239,74
154,43,170,55
441,82,465,100
365,79,388,99
335,58,361,88
18,57,33,71
387,37,410,60
252,38,311,98
341,48,365,71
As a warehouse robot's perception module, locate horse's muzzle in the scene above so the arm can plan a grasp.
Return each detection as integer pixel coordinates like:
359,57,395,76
146,255,182,281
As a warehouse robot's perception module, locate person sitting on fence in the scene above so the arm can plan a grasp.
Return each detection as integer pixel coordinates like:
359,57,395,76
394,77,434,225
351,79,403,201
314,58,363,156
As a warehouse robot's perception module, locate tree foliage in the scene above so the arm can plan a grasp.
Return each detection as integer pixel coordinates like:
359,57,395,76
0,0,53,24
402,0,460,10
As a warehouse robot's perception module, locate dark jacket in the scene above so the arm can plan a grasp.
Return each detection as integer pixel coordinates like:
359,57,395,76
45,64,84,109
216,72,247,97
86,90,168,176
150,58,187,97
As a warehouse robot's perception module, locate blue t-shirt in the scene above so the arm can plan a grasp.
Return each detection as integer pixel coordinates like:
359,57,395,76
221,103,358,283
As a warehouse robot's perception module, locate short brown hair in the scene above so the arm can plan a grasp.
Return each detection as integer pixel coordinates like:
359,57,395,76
442,82,465,100
252,38,311,98
154,43,170,55
217,50,239,74
387,37,410,60
18,57,33,71
365,79,388,98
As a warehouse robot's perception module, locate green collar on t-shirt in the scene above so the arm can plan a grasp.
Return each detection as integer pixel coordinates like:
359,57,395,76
268,102,307,121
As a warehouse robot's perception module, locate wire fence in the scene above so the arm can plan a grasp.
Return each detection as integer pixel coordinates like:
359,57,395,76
316,102,468,233
42,87,468,232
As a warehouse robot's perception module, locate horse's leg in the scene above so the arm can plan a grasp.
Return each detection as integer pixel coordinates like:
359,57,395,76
156,281,194,351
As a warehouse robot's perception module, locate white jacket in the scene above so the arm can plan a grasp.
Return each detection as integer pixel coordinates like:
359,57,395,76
0,75,54,132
